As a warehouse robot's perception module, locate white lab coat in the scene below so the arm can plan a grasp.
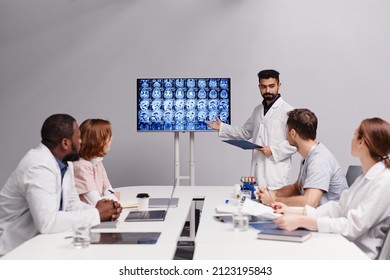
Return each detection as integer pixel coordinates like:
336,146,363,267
305,161,390,259
0,143,100,255
219,97,296,189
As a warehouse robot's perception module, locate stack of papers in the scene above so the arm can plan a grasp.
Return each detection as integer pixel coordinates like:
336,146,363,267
216,199,281,220
241,199,281,220
215,204,240,214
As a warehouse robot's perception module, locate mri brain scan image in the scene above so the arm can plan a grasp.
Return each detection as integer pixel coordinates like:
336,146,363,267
137,78,230,131
163,99,174,110
140,100,150,111
152,87,162,99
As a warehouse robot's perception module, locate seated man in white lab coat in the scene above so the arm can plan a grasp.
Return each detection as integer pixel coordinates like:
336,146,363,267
0,114,122,256
258,108,348,207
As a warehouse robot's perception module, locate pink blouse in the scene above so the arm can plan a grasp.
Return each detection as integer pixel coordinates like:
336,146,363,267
73,158,111,204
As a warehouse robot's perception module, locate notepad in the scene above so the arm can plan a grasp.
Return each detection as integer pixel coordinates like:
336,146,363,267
222,139,263,150
257,229,312,242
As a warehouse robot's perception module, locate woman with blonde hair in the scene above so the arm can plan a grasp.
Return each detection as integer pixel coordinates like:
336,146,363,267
272,117,390,259
74,119,120,206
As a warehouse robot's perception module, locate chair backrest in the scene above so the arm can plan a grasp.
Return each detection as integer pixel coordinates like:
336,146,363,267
377,225,390,260
345,165,363,187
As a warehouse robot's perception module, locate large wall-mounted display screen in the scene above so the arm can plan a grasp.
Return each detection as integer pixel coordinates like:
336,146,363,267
137,78,231,132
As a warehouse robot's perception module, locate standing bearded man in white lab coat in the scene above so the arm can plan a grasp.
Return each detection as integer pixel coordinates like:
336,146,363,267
206,69,296,189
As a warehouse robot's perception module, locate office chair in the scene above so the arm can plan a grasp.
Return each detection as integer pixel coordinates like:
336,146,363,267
377,225,390,260
345,165,363,187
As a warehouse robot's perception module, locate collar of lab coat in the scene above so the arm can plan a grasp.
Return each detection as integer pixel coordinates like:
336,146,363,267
364,161,386,181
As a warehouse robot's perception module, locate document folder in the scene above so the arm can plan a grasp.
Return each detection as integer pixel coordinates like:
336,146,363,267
222,139,263,150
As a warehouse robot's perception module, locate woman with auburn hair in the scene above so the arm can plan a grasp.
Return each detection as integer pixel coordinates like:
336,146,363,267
73,119,120,206
272,117,390,259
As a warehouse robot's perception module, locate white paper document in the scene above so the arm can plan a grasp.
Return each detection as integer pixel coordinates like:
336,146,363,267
215,204,239,214
241,199,281,220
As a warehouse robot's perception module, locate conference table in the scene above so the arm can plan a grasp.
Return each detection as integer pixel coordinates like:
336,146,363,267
193,186,369,260
1,185,369,260
1,186,192,260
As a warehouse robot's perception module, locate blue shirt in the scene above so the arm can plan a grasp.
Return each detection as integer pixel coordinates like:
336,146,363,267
54,157,68,210
54,157,68,183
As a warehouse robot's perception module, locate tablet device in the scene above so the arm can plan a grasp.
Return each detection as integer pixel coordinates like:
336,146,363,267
90,232,161,244
125,210,167,222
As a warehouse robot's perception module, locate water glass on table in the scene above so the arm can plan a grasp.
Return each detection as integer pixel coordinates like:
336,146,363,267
72,223,91,249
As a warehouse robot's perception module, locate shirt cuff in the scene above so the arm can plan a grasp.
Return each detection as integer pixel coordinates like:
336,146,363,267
91,208,101,226
316,217,332,233
304,204,317,217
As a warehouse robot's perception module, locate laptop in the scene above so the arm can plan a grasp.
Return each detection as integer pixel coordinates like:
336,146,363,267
149,197,179,208
124,180,177,222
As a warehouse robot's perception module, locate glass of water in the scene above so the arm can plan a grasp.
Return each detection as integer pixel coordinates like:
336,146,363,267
232,213,249,231
72,223,91,249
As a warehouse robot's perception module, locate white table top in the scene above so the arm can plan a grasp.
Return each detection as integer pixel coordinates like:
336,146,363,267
191,186,369,260
1,185,369,260
2,185,193,260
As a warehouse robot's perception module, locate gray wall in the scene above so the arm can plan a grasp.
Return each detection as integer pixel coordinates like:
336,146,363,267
1,0,389,189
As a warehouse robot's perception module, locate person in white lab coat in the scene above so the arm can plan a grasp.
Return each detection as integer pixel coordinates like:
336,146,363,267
206,69,296,189
271,117,390,259
0,114,122,256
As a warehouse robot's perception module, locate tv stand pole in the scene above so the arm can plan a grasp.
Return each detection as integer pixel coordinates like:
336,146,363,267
174,131,196,241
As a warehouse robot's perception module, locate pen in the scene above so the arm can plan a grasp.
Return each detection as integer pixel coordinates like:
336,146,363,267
108,189,114,194
225,199,239,205
266,186,276,204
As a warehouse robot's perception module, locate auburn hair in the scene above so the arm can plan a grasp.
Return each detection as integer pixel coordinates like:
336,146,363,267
357,117,390,169
79,119,112,160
